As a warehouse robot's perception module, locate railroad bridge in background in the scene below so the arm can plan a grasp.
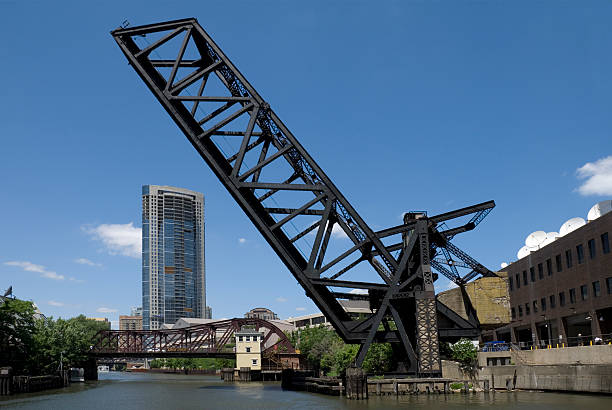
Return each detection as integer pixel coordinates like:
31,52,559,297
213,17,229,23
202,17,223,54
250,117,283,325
90,318,295,359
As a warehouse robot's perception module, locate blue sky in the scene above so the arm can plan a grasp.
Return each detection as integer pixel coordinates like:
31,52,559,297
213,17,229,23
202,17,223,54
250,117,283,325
1,1,611,328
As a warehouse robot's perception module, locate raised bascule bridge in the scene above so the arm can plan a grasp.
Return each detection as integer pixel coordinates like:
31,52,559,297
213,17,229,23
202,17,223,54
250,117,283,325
106,18,499,377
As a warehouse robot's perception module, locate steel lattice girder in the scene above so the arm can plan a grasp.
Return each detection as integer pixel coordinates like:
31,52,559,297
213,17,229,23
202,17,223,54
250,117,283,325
90,318,293,358
110,18,495,373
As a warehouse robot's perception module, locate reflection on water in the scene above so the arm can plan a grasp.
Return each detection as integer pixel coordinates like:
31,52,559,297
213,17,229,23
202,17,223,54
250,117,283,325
0,372,610,409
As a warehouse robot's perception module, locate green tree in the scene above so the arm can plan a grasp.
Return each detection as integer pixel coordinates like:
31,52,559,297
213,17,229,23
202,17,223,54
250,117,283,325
29,315,112,375
450,338,478,373
362,343,393,374
0,298,37,374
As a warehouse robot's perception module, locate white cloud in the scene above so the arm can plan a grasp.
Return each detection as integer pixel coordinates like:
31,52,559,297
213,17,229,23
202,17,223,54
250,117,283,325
576,156,612,196
443,281,458,291
4,261,65,281
48,300,64,307
74,258,101,267
276,297,288,303
4,261,45,273
296,307,306,311
41,271,65,281
331,224,349,239
238,238,247,244
83,222,141,258
96,307,118,313
309,222,349,240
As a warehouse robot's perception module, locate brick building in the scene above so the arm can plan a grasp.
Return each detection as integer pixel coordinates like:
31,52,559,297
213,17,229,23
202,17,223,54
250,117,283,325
498,211,612,347
119,315,143,330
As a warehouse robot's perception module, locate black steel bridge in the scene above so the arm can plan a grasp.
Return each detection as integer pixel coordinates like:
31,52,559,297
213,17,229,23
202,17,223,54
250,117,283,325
110,18,499,376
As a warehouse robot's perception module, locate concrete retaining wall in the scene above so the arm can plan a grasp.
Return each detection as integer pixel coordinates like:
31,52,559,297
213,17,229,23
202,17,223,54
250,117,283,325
515,344,612,365
480,364,612,393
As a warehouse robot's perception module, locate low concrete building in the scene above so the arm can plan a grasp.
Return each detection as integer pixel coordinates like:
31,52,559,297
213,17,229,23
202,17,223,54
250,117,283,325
235,327,263,370
437,273,511,330
285,300,372,329
436,273,511,341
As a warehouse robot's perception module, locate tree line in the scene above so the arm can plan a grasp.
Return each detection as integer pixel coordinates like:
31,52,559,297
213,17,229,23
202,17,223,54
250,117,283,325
149,358,235,371
286,325,478,376
0,298,109,375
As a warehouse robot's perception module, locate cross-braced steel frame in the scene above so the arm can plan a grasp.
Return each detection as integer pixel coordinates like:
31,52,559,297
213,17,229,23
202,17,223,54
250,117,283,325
111,18,498,376
90,318,294,358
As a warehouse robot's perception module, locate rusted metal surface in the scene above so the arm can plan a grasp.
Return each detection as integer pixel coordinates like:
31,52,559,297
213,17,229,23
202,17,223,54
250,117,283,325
90,318,294,358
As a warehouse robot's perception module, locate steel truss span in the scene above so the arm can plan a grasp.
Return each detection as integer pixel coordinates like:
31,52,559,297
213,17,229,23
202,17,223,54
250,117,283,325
91,318,294,358
111,18,497,376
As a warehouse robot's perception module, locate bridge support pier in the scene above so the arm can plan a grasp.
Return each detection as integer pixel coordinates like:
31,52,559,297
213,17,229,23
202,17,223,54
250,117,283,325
83,358,98,381
345,367,368,400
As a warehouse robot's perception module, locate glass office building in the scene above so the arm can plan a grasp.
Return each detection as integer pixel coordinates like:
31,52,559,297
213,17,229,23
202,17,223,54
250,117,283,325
142,185,206,330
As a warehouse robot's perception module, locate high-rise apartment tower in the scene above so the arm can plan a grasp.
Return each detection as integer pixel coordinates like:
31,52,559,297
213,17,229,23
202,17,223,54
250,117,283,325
142,185,206,330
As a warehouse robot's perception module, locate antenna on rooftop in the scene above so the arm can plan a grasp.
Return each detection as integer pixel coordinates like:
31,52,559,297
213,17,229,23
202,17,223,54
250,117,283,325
587,200,612,221
559,217,586,237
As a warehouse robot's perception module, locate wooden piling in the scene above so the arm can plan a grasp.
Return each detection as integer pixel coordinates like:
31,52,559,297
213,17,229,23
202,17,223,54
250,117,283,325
222,368,234,382
0,367,12,396
345,367,367,400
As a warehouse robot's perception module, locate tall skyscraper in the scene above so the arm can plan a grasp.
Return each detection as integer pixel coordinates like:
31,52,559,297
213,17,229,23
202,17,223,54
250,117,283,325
142,185,205,330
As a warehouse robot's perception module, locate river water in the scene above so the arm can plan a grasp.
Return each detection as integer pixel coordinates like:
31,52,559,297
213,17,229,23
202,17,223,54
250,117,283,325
1,372,611,409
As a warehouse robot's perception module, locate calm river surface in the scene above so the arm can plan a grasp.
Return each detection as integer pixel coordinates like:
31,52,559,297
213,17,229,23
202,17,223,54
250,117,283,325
1,372,611,409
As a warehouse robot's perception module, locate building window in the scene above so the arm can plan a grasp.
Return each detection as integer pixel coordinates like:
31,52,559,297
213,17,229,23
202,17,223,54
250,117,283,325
569,288,576,304
516,274,520,288
580,285,588,300
602,233,610,254
588,239,596,260
252,359,257,365
509,277,513,291
538,263,544,279
576,244,584,264
245,336,250,342
565,250,573,268
518,305,523,317
533,300,538,313
525,303,530,315
555,255,562,272
511,307,516,319
541,297,547,311
238,336,243,342
246,347,251,353
549,294,556,308
559,292,566,306
530,267,536,282
593,281,601,297
546,259,552,276
607,277,612,295
523,270,528,286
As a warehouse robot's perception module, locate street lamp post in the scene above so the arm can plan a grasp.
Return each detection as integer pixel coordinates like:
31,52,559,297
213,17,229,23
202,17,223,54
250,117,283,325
541,315,552,346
